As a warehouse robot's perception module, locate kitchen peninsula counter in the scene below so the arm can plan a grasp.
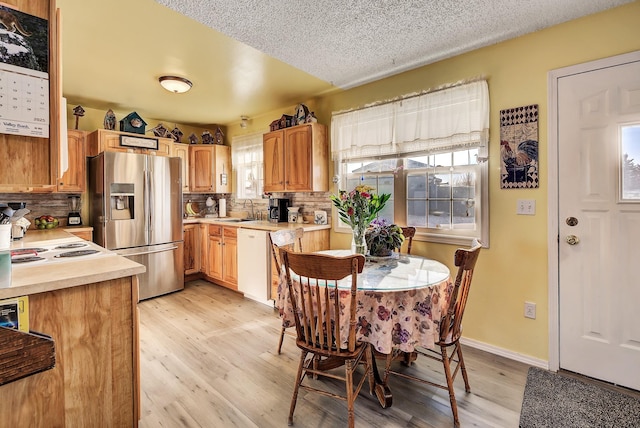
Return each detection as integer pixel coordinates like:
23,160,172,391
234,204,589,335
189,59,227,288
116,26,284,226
0,229,144,427
2,229,145,300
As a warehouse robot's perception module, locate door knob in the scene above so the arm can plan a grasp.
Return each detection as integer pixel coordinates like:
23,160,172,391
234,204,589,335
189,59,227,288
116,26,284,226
566,235,580,245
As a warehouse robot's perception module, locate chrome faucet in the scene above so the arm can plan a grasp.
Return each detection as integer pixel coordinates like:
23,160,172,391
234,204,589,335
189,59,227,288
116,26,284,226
243,199,255,220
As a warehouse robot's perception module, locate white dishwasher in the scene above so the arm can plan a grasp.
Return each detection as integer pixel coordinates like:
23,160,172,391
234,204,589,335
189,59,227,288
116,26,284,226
237,228,272,306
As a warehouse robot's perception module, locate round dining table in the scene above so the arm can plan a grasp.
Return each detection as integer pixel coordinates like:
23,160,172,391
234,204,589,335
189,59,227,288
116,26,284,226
277,249,452,408
278,250,452,355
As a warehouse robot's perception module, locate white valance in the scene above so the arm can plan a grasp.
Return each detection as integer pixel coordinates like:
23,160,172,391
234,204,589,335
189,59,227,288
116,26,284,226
331,80,489,160
232,132,263,166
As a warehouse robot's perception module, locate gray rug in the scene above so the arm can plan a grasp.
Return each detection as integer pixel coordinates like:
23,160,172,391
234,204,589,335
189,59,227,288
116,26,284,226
520,367,640,427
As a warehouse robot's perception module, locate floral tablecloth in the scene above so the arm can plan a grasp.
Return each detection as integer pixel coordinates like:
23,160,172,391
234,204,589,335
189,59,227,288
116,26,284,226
277,255,452,355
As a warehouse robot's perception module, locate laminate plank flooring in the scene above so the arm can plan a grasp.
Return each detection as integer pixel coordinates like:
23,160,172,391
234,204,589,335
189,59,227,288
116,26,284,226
138,280,530,427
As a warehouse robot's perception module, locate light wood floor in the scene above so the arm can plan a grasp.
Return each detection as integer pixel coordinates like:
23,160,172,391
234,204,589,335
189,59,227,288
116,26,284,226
138,280,530,427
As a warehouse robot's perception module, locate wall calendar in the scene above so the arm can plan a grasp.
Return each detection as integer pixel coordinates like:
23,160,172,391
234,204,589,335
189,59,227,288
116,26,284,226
0,5,49,138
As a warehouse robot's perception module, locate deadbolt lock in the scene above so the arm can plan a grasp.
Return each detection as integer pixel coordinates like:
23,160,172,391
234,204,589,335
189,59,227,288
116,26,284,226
566,217,578,226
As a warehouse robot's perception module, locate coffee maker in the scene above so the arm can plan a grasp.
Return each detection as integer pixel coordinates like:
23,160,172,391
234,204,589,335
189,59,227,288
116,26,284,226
268,198,290,223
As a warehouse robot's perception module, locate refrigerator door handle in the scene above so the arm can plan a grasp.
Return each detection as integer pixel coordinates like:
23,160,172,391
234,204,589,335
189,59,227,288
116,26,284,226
143,167,150,237
148,168,154,233
118,245,179,257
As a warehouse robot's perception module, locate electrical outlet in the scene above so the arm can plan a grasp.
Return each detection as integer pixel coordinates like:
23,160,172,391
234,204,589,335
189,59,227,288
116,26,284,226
517,199,536,215
524,301,536,319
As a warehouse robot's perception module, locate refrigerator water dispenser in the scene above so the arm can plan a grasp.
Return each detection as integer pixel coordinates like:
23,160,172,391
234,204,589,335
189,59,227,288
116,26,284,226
110,183,134,220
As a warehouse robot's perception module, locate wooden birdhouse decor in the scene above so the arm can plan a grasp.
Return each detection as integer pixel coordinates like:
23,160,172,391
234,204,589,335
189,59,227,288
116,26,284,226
120,111,147,134
72,105,85,129
151,123,170,138
188,133,198,144
104,109,116,130
171,127,184,143
214,126,224,145
202,130,214,144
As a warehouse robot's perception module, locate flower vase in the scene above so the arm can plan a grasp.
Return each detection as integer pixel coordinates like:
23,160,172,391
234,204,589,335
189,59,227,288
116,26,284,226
351,224,368,255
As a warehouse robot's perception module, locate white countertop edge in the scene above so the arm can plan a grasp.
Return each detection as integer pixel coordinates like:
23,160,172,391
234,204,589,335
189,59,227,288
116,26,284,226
1,229,146,300
1,257,145,300
183,218,331,232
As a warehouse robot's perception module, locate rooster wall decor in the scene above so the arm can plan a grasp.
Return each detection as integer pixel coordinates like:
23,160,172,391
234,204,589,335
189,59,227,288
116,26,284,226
500,104,539,188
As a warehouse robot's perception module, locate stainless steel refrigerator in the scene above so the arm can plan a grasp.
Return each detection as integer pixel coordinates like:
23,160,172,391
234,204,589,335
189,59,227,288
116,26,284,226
89,151,184,300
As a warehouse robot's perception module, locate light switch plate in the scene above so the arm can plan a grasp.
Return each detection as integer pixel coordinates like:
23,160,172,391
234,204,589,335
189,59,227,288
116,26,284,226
517,199,536,215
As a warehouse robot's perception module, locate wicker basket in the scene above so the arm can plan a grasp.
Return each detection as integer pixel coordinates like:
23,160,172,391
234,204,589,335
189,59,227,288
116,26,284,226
0,326,55,386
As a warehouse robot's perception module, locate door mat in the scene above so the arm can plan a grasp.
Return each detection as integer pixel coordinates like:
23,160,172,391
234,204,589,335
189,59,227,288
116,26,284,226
519,367,640,427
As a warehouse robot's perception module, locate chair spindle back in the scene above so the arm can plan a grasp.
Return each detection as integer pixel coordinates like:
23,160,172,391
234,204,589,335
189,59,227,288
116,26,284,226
439,240,482,344
280,249,365,354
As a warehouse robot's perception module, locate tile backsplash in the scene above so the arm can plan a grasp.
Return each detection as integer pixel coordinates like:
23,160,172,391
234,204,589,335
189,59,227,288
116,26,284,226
0,193,80,227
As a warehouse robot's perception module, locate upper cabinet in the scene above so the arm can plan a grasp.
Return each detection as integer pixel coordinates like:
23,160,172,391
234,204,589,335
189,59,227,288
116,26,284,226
171,142,190,193
57,130,86,193
0,1,59,193
263,123,328,192
86,129,173,158
189,144,231,193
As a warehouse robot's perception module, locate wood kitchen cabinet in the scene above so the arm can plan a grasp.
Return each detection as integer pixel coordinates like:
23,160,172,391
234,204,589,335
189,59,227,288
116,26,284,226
263,123,328,192
172,142,190,193
204,224,237,290
189,145,231,193
0,276,139,427
0,1,59,193
183,223,201,275
57,130,87,193
86,129,173,158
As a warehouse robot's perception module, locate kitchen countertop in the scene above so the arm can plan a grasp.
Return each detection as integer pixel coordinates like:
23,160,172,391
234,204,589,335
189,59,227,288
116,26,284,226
1,229,145,300
183,217,331,232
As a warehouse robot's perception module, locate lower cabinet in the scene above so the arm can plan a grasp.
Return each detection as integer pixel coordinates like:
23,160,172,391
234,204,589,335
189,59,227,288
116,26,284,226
204,224,238,290
183,224,201,275
183,223,329,299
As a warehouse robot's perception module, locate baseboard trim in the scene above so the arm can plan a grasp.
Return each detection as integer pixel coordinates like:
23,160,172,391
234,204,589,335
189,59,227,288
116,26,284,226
461,337,549,369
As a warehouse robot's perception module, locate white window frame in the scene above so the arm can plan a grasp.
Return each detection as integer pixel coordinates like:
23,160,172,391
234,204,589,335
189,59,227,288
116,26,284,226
331,80,490,247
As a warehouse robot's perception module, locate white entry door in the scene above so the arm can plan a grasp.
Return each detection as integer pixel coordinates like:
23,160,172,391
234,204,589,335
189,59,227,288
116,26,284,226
556,54,640,390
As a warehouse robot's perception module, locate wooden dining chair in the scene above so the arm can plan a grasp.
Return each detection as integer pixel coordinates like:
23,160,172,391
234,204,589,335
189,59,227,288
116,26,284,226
382,239,482,427
280,249,374,428
400,226,416,254
269,228,304,354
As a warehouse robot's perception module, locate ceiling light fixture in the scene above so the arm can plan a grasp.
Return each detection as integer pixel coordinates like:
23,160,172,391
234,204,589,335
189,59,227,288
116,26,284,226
240,116,249,128
159,76,192,94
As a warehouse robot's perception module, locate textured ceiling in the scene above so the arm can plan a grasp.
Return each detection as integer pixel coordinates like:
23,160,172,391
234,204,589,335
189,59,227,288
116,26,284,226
156,0,633,89
57,0,632,128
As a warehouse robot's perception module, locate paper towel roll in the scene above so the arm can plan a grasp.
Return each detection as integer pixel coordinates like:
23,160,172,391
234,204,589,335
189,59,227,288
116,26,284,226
218,198,226,218
0,224,11,250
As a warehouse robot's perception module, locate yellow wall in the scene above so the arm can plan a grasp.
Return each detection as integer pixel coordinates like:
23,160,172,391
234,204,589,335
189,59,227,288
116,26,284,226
229,1,640,361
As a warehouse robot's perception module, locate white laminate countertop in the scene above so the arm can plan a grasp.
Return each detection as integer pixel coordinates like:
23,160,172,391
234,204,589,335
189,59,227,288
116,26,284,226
0,229,145,300
183,217,331,232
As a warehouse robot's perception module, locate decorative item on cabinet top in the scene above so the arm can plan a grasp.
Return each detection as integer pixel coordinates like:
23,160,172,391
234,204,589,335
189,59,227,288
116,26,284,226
103,109,116,130
151,123,170,138
188,133,198,144
171,127,183,143
72,105,85,129
202,130,214,144
269,114,295,131
214,127,224,145
119,111,147,134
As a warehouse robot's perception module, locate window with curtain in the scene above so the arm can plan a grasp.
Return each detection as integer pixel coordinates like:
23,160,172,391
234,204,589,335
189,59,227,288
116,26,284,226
232,132,264,199
331,80,490,246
